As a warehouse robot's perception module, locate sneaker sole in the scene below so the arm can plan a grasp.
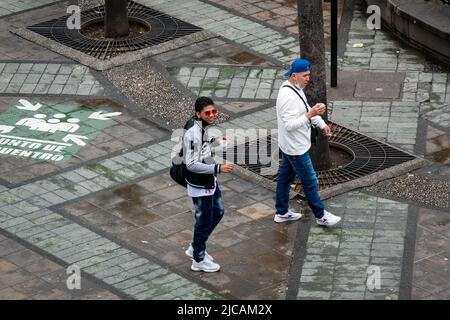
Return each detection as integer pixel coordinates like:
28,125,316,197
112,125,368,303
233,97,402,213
274,216,303,223
316,218,342,227
190,266,220,272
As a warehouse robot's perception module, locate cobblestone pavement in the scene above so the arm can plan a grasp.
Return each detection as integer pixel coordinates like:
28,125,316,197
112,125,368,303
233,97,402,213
0,0,448,300
0,142,222,299
0,0,56,17
0,63,104,96
298,192,408,300
166,0,450,154
413,206,450,299
0,231,122,299
0,3,71,61
153,37,275,67
137,0,300,65
168,65,284,100
206,0,345,40
339,1,450,126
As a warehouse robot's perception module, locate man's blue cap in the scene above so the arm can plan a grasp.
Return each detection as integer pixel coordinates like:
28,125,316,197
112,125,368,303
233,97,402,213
284,59,311,77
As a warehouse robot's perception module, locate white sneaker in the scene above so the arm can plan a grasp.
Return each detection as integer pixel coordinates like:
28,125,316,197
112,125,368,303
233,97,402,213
274,209,303,223
191,259,220,272
316,210,341,227
185,245,214,261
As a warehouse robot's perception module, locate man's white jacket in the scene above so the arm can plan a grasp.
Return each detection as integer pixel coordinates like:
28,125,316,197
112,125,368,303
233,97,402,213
276,80,327,156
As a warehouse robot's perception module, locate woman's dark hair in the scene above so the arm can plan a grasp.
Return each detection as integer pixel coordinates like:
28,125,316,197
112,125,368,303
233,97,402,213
195,96,214,113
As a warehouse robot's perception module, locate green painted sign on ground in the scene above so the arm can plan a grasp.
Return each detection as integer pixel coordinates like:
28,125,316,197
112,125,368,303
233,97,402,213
0,99,120,163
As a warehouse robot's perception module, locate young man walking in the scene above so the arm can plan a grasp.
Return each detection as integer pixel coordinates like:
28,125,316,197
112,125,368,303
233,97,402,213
274,59,341,227
183,96,234,272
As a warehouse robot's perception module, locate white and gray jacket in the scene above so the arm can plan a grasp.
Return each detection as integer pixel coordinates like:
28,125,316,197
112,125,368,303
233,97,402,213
183,117,220,189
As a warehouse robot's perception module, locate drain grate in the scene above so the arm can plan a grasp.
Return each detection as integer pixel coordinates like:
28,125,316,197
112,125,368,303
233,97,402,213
26,1,202,60
230,122,416,195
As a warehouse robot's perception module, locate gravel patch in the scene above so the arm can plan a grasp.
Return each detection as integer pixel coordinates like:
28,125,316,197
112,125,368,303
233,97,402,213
104,58,230,128
365,172,450,210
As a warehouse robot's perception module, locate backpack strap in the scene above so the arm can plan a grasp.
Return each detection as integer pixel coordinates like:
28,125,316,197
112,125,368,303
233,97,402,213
282,85,319,144
282,85,310,112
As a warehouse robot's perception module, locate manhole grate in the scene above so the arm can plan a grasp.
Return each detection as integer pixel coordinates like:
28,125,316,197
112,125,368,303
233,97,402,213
26,1,202,60
230,122,416,195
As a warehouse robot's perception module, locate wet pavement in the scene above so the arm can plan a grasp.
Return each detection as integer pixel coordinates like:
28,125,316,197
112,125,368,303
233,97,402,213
0,231,122,299
0,0,448,300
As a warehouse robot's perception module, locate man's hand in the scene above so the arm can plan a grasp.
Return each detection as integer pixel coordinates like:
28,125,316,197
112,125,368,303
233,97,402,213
322,124,332,137
220,164,234,173
307,103,326,119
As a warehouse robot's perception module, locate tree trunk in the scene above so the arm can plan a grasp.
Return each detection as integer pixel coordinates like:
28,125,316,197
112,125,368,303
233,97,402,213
104,0,130,38
297,0,332,171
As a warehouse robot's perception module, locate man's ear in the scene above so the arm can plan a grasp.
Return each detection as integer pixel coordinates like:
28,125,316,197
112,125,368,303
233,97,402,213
195,112,201,119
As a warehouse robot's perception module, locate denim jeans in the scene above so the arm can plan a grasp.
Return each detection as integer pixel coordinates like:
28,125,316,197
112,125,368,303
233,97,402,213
191,186,224,262
275,150,324,219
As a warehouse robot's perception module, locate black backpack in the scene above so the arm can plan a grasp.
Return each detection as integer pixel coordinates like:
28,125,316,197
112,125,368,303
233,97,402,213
169,117,198,188
170,148,187,188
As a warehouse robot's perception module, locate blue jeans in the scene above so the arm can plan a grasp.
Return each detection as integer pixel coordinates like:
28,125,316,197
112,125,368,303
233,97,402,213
191,186,224,262
275,150,324,219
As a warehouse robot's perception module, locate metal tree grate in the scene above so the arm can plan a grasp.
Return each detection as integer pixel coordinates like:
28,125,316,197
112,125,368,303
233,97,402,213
230,122,416,195
26,1,202,60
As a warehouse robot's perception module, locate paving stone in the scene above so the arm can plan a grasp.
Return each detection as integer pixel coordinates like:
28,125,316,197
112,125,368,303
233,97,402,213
122,152,147,163
297,290,331,300
333,277,368,286
28,210,66,225
1,217,29,229
3,64,20,74
28,232,62,247
44,64,61,74
83,253,137,276
255,89,271,99
330,291,365,299
37,238,74,253
54,238,107,263
66,245,117,266
113,268,168,289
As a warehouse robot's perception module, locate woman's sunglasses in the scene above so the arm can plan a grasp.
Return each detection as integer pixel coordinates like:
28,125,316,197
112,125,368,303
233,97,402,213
203,109,218,117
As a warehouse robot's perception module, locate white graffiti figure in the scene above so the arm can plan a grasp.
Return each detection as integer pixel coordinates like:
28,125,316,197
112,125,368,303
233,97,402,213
16,113,80,133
